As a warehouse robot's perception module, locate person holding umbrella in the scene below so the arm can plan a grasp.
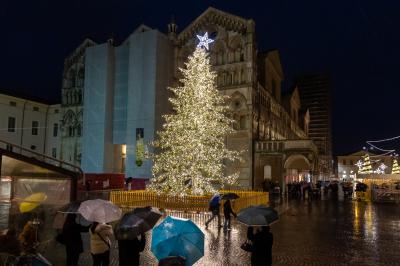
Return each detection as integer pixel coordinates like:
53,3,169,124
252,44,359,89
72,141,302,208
90,222,113,266
115,206,162,266
223,199,236,232
247,226,273,266
237,205,278,266
60,213,90,266
118,233,146,266
205,193,221,228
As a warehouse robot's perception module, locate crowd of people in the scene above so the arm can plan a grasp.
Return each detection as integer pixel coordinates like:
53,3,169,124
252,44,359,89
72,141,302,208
0,195,275,266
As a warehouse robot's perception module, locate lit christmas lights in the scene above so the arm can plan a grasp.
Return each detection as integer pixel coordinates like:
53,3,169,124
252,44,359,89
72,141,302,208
392,159,400,174
360,154,372,174
196,32,214,50
148,46,241,196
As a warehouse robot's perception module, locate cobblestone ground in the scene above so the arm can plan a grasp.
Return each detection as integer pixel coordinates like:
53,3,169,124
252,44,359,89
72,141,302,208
3,197,400,265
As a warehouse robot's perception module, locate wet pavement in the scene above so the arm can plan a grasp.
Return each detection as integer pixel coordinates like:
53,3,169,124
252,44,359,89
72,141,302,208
137,198,400,266
2,197,400,265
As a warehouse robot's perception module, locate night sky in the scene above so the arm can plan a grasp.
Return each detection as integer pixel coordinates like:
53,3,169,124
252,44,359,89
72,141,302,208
1,0,400,155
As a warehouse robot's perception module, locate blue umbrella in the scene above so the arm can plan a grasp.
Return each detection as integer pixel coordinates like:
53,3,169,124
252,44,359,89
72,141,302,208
151,216,204,266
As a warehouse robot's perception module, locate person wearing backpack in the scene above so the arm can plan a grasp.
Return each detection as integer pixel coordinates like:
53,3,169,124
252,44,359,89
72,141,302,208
205,193,221,228
90,222,113,266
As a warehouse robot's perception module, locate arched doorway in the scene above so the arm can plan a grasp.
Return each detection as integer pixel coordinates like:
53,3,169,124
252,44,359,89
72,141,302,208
284,154,312,183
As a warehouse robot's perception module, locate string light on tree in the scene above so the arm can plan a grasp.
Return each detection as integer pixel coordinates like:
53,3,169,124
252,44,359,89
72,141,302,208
360,154,372,174
392,159,400,174
149,35,241,196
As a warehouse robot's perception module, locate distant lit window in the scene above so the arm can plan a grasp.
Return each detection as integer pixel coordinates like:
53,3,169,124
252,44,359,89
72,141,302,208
8,117,16,132
32,121,39,135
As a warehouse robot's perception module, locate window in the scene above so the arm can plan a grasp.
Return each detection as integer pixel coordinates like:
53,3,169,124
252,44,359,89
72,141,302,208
350,160,353,165
52,148,57,158
9,101,16,107
343,159,347,165
33,106,39,112
54,109,59,114
68,126,74,137
32,121,39,135
8,117,16,132
30,145,36,150
240,115,248,130
53,123,58,137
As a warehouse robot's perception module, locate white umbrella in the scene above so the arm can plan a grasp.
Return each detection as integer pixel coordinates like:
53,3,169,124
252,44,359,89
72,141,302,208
78,199,122,223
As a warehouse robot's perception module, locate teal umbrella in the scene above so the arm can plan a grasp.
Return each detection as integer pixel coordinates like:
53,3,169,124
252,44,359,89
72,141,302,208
151,216,204,266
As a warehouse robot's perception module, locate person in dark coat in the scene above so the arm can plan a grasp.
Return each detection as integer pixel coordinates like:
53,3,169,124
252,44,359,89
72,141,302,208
247,226,273,266
223,200,236,231
118,233,146,266
205,194,221,228
0,228,21,256
62,214,90,266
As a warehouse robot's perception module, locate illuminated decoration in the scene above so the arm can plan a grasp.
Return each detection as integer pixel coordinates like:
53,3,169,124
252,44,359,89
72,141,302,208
366,135,400,157
149,46,241,196
196,32,214,51
392,159,400,174
360,154,372,174
374,163,387,174
355,160,363,173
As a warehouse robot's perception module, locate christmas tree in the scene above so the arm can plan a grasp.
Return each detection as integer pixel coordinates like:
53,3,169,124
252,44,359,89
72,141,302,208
391,159,400,174
360,154,372,174
149,45,241,196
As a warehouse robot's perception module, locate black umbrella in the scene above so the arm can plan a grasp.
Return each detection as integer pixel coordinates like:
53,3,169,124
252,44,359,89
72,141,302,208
221,193,239,200
159,256,186,266
115,206,162,240
237,205,278,226
58,200,84,213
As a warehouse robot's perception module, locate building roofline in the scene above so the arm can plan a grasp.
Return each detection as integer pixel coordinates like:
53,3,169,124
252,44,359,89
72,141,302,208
0,88,60,105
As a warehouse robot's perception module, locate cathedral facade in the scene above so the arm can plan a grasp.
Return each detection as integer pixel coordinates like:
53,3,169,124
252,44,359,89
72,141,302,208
63,7,321,189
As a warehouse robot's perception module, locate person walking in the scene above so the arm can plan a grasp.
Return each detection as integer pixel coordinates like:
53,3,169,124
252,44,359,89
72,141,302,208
205,193,221,228
223,199,236,231
118,233,146,266
247,226,273,266
90,222,113,266
61,214,90,266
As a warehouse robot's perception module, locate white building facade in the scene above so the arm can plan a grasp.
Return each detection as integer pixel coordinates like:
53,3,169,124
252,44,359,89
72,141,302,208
0,90,61,159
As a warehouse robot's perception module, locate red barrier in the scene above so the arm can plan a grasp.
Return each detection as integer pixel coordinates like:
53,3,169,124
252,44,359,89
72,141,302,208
78,173,125,191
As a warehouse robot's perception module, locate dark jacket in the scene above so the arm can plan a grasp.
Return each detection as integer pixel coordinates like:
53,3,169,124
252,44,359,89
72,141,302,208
0,230,21,256
223,200,236,219
247,227,273,266
62,216,89,254
118,234,146,266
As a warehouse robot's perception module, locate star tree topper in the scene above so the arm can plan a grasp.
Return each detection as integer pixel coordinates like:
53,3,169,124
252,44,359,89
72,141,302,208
196,32,214,50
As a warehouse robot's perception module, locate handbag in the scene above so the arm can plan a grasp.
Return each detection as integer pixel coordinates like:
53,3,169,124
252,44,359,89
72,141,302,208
240,240,254,252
